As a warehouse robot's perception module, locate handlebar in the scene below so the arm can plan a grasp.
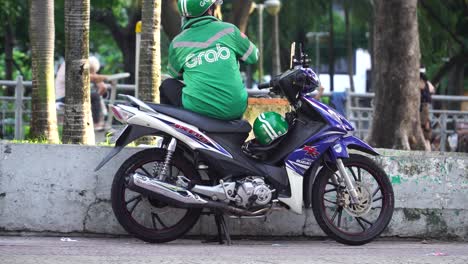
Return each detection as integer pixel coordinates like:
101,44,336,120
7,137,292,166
257,82,271,89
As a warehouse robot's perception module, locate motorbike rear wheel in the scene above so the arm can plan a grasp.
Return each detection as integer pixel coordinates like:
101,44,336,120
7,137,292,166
312,154,394,245
111,148,202,243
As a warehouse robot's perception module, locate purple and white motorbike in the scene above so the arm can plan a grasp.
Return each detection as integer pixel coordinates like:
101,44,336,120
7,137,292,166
96,46,394,245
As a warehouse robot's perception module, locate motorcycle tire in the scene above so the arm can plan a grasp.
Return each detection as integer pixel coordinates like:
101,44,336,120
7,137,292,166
111,148,202,243
312,153,394,245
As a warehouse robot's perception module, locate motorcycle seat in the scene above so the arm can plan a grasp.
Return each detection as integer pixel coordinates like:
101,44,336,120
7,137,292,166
145,103,252,134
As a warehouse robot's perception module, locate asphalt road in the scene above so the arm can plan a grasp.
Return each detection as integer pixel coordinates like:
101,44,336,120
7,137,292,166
0,236,467,264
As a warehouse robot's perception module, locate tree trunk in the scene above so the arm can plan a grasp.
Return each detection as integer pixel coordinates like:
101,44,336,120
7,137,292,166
344,1,355,93
228,0,253,33
138,0,161,103
328,0,335,91
368,14,374,93
367,0,426,150
4,22,15,95
4,23,14,80
161,0,181,40
29,0,59,143
62,0,94,145
119,32,136,84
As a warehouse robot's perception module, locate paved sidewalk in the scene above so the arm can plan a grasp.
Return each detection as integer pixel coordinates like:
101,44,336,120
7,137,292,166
0,236,467,264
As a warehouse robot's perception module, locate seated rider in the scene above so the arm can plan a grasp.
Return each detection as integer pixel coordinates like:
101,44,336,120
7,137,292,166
160,0,259,121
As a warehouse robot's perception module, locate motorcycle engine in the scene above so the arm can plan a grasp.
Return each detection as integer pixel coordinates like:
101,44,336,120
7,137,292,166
234,177,273,208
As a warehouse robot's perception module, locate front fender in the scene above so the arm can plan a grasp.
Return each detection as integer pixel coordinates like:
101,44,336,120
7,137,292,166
341,135,379,156
303,136,377,208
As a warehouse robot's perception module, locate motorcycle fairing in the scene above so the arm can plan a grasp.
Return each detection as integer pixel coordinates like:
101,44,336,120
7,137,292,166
303,96,354,132
278,167,304,214
279,96,375,213
285,130,344,176
154,115,232,158
341,135,380,156
126,109,233,158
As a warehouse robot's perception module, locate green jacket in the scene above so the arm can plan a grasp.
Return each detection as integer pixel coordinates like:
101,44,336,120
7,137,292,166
167,16,259,120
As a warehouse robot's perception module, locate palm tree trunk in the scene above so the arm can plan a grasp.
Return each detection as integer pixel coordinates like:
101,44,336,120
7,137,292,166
138,0,162,103
62,0,95,144
29,0,59,143
367,0,426,150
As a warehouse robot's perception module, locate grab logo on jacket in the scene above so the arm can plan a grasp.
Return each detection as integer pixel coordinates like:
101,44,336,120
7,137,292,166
185,44,231,68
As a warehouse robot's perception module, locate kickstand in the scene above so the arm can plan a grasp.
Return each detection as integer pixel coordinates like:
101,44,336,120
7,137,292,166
214,211,232,245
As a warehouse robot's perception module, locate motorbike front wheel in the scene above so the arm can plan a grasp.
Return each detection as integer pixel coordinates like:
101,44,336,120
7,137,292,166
111,148,202,243
312,154,394,245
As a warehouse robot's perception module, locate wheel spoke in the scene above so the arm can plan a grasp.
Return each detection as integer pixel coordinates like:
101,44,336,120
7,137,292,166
324,188,337,194
349,167,359,182
355,217,366,231
324,198,337,204
125,195,142,205
151,213,158,230
128,196,142,214
327,181,340,187
331,208,339,221
337,208,343,227
358,216,373,226
151,212,167,229
372,187,380,198
373,196,383,202
139,166,153,177
358,167,362,182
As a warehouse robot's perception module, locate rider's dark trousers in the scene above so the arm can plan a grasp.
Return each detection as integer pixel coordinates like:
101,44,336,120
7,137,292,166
159,78,184,107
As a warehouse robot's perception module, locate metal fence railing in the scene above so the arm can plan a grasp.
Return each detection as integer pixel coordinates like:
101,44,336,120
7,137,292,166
1,76,467,151
346,92,468,152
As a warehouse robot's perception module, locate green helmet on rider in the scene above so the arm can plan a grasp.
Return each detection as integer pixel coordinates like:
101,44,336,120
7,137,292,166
177,0,222,18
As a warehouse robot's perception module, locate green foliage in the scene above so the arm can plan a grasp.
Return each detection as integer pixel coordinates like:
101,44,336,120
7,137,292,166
0,49,32,80
247,0,371,74
0,0,30,80
418,0,467,76
90,23,124,75
0,0,465,91
417,0,468,96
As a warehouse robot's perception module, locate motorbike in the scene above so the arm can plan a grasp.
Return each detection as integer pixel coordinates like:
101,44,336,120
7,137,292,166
95,44,394,245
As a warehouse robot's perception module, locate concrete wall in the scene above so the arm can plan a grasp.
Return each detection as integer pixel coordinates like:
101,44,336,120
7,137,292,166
0,142,467,240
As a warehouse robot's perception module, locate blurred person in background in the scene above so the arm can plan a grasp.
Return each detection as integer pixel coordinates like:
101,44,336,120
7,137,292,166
419,68,435,150
55,56,108,130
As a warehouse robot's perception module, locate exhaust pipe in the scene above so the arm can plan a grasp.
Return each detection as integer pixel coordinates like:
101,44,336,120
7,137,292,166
127,173,270,216
128,173,208,207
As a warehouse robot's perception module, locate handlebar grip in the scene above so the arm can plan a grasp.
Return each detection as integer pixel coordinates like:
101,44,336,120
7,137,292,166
258,82,271,89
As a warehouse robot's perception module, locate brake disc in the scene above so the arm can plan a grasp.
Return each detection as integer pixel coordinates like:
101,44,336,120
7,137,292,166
342,182,372,217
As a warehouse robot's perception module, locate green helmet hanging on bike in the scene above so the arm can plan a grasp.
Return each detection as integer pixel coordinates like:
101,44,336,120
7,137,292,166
253,112,289,145
178,0,219,18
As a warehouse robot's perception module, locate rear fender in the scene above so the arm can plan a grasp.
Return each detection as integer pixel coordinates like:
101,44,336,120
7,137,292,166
94,125,160,171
